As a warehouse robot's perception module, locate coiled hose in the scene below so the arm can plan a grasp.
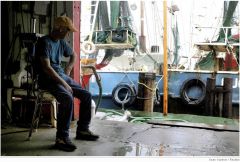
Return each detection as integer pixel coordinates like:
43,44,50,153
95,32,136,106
82,65,102,112
103,109,188,123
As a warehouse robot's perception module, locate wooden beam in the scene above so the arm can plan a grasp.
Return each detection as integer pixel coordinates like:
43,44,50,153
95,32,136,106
72,1,81,120
163,0,168,116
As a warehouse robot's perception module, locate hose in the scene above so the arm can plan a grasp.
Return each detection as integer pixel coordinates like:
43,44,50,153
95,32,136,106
102,109,189,123
82,65,102,112
103,109,124,116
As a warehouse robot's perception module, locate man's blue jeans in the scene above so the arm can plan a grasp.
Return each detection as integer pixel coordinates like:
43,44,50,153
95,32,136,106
40,73,92,138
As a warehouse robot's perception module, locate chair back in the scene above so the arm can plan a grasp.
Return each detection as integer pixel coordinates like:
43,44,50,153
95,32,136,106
19,33,41,91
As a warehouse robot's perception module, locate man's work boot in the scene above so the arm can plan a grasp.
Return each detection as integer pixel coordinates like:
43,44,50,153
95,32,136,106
76,129,99,141
55,137,77,152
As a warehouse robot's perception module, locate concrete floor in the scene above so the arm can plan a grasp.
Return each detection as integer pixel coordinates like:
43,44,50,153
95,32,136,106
1,118,239,156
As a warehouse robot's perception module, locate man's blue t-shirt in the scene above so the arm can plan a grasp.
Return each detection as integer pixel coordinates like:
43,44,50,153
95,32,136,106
36,35,73,85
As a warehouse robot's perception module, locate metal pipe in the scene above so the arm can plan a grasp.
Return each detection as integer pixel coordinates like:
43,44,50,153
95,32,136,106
31,17,36,33
139,1,146,52
140,1,144,36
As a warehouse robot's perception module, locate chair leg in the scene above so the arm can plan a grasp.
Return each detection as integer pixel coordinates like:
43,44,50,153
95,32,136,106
6,88,13,121
50,100,57,128
27,99,42,140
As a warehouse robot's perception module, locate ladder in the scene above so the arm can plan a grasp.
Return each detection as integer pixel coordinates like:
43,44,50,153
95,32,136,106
80,1,99,54
89,1,99,42
194,26,239,52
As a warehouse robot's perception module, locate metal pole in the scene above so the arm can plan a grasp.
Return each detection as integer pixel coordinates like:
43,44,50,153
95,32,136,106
31,18,36,33
139,1,146,52
163,0,168,116
140,1,144,36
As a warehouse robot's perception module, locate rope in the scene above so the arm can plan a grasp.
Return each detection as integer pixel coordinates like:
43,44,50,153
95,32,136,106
196,65,201,80
117,72,162,101
137,79,158,101
119,72,136,86
137,82,155,91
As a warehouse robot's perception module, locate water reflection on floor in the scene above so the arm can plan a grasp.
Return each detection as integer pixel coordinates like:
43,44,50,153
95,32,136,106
115,142,166,156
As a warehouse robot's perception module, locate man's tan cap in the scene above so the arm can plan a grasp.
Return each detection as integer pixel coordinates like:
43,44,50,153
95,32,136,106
53,16,78,32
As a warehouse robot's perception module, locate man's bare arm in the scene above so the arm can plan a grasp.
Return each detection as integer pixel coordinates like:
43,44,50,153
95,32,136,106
64,52,76,76
40,57,73,93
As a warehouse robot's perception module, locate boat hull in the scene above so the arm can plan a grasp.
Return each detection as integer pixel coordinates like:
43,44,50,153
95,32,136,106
89,70,239,116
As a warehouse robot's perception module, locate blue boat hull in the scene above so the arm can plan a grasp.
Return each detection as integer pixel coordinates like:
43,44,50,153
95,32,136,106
89,70,239,112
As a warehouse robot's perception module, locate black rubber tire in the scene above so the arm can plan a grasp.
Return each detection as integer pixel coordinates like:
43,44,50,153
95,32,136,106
180,78,206,106
112,83,137,107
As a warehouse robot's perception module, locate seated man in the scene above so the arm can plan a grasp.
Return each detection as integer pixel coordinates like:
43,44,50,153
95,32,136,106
35,16,99,152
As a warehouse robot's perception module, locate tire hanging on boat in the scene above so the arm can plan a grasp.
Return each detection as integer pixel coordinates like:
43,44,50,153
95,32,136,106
112,83,137,107
180,78,206,106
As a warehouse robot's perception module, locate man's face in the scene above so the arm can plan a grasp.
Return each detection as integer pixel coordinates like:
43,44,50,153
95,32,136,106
58,27,70,39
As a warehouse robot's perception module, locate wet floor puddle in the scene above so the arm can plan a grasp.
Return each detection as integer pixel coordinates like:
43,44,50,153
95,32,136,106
114,143,166,156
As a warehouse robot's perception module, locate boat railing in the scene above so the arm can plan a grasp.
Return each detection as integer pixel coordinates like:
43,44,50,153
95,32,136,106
194,26,239,52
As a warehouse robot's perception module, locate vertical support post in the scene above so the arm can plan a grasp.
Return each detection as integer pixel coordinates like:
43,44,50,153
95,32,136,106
139,1,146,52
214,86,223,117
223,78,233,118
163,0,168,116
72,1,81,120
137,72,156,112
218,89,223,117
205,78,215,116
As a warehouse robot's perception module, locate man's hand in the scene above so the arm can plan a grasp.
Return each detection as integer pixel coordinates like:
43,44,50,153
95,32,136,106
63,82,73,94
65,67,72,76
